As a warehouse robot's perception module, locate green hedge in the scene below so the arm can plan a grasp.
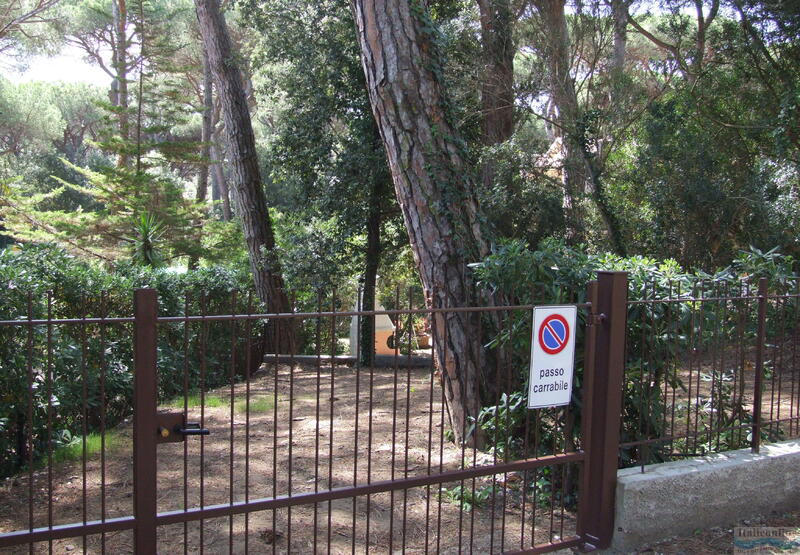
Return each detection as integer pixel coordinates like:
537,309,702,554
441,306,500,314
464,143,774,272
472,239,798,466
0,244,262,478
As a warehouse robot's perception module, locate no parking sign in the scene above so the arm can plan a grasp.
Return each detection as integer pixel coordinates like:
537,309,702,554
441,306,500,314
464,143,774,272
528,306,577,409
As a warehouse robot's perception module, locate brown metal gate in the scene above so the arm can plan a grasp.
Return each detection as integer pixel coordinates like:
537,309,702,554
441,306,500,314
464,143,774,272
0,272,629,554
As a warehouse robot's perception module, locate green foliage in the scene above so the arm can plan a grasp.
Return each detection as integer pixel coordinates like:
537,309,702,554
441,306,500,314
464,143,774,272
0,243,260,478
46,430,124,467
475,392,526,459
442,484,496,512
131,212,166,268
477,136,567,245
234,395,274,414
611,91,792,269
472,239,798,465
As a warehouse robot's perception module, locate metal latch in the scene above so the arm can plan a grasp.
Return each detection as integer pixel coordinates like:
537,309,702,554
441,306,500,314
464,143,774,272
156,411,210,444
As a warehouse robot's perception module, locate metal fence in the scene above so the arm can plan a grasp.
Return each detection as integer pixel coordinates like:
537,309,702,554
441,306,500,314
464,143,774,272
621,277,800,467
1,271,795,553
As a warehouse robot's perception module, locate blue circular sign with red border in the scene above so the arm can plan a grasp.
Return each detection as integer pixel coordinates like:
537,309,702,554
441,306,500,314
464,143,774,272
538,314,570,355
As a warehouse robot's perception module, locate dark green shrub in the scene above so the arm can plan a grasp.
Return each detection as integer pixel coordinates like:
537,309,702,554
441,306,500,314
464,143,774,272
0,243,260,478
472,239,798,467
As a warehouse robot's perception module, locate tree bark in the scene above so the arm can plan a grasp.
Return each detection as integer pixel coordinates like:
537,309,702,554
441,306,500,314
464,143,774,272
610,0,628,76
194,0,294,350
477,0,514,146
352,0,491,442
535,0,586,242
476,0,515,191
189,47,213,270
196,46,213,205
112,0,129,168
359,173,382,367
210,140,232,221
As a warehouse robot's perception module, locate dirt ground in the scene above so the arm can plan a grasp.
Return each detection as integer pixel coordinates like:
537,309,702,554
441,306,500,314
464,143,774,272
3,352,795,554
0,362,576,554
630,339,799,459
632,509,800,554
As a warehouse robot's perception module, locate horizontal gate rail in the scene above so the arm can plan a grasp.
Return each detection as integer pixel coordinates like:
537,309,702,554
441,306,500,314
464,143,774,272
503,535,585,554
0,316,134,326
155,302,592,323
0,517,135,548
155,451,585,526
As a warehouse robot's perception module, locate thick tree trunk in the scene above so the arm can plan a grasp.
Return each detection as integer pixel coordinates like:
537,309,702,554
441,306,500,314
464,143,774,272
352,0,491,443
586,158,627,255
195,0,294,350
210,141,232,221
477,0,515,144
610,0,628,76
196,47,213,205
210,166,220,202
535,0,626,253
189,47,213,270
359,175,382,367
112,0,129,168
476,0,515,192
535,0,586,242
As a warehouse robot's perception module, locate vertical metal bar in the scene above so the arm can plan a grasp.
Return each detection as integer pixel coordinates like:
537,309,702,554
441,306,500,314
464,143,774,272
665,280,674,453
520,285,537,549
182,294,190,555
670,281,679,444
579,272,627,550
716,281,729,451
423,296,434,555
99,291,108,552
531,286,543,545
773,288,784,440
229,291,237,553
326,290,336,554
692,280,705,450
792,280,799,437
351,286,362,555
402,286,413,553
26,293,34,555
458,303,469,554
133,288,159,554
575,281,598,541
489,304,503,554
389,286,400,553
643,280,656,467
470,304,482,554
288,292,297,553
752,277,768,453
636,281,647,466
314,291,322,553
685,281,698,454
501,306,511,552
80,296,88,553
199,292,208,554
435,288,445,555
736,280,748,447
271,314,279,555
244,292,253,554
366,291,375,553
46,292,53,555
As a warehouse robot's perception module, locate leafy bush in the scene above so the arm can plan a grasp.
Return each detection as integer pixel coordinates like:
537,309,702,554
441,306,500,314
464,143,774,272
472,239,798,467
0,243,261,478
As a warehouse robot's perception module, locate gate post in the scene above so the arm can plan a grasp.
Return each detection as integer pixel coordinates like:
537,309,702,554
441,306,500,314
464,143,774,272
579,271,627,550
133,289,158,553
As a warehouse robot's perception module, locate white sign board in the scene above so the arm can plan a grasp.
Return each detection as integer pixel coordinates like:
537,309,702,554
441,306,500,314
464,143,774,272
528,305,577,409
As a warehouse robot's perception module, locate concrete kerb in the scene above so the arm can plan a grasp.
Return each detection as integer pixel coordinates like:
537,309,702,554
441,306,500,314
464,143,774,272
603,439,800,553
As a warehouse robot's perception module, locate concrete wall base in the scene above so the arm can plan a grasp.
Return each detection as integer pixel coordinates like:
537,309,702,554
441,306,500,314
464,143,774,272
608,439,800,553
